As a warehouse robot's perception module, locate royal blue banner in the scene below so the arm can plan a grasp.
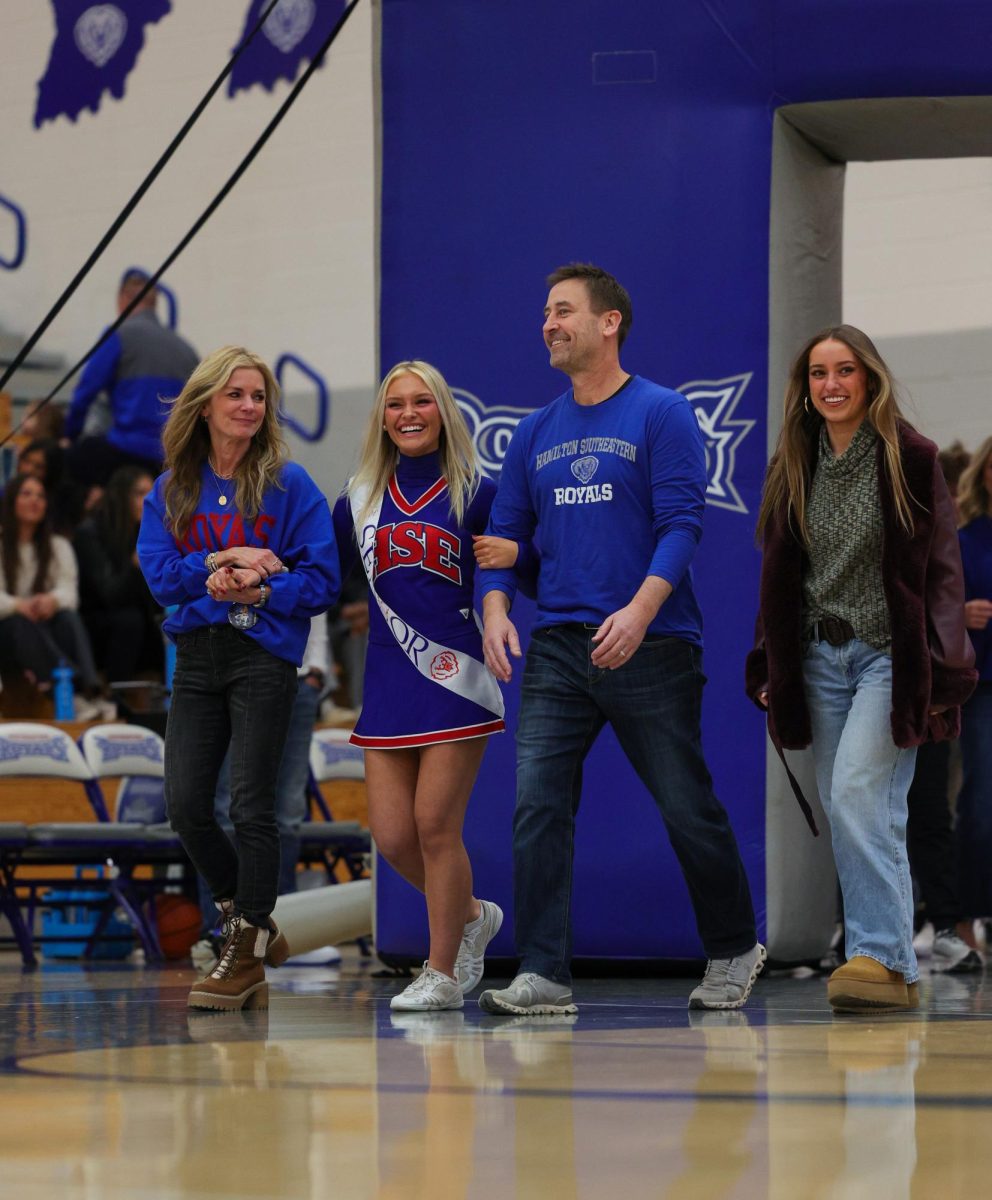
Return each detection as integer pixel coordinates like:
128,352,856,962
34,0,171,128
228,0,344,97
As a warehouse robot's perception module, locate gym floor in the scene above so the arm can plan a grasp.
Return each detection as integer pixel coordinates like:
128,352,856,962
1,949,990,1198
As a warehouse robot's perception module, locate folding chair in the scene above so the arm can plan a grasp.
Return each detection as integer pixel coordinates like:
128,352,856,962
0,723,175,965
78,725,190,951
301,728,370,883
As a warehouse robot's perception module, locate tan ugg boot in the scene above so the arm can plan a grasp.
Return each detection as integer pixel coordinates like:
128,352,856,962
188,916,270,1011
827,956,913,1013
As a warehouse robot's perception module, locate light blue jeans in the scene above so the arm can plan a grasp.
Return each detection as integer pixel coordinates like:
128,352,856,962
803,637,919,982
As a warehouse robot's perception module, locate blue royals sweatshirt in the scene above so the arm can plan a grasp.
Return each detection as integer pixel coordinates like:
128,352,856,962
482,375,706,647
138,460,339,666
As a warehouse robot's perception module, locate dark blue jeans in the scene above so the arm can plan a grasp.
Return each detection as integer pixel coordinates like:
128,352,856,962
513,625,756,983
165,625,297,926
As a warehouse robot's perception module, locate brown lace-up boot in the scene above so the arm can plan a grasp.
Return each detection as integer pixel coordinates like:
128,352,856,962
210,899,289,968
188,916,270,1011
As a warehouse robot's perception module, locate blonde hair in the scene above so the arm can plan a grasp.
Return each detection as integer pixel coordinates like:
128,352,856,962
756,325,918,543
958,434,992,525
161,346,287,537
349,360,481,525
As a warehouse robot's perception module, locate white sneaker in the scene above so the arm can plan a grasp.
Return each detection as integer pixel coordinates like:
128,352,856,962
284,945,343,966
912,922,935,958
454,899,503,994
932,928,982,973
478,972,577,1016
688,943,767,1010
390,963,464,1011
73,696,102,722
190,936,222,969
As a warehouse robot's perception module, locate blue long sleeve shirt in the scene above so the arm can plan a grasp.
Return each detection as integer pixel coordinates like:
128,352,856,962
482,375,705,646
65,311,198,461
138,461,340,666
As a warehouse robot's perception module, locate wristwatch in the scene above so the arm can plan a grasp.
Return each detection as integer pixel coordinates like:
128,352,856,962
253,582,271,609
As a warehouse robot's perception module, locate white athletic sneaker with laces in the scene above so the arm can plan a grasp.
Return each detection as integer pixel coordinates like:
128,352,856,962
478,972,577,1016
390,963,464,1011
454,899,503,994
932,928,982,973
688,943,767,1010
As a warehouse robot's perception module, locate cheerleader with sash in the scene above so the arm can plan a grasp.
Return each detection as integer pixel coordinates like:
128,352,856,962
332,361,523,1012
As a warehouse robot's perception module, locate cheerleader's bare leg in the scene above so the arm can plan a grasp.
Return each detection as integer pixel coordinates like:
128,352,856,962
365,738,487,979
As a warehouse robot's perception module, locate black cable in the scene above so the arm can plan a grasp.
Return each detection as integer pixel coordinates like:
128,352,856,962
0,0,284,418
7,0,362,451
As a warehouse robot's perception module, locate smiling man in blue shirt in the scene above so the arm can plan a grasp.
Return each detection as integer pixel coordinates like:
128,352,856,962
478,263,763,1015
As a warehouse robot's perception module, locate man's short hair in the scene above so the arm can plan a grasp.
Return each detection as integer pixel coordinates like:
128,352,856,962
118,268,158,306
546,262,632,348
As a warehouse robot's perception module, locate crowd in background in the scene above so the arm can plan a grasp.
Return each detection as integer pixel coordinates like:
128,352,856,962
0,305,988,980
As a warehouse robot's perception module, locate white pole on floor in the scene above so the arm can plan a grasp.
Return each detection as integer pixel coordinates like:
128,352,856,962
271,880,372,956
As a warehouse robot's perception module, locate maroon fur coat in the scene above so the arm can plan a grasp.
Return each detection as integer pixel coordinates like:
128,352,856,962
746,423,977,751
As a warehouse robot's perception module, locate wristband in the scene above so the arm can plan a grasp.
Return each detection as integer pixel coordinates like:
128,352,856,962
205,551,219,574
253,582,270,609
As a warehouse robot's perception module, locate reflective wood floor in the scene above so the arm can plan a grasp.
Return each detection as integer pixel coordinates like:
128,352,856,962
1,950,990,1199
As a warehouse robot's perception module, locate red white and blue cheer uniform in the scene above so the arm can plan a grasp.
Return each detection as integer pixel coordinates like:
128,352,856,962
333,450,506,748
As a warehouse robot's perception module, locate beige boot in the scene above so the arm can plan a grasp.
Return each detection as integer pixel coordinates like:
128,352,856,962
188,916,270,1011
828,956,913,1013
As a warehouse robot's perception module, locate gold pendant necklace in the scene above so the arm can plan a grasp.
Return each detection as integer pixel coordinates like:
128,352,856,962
208,459,233,506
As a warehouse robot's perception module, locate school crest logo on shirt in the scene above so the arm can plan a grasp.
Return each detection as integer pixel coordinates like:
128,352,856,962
430,651,460,681
570,456,599,484
453,372,755,513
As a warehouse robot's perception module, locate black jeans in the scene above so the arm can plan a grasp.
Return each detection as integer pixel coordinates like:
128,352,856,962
165,625,297,926
906,739,961,930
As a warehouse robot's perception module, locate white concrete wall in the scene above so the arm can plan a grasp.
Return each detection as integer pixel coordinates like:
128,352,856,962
1,0,378,489
844,158,992,452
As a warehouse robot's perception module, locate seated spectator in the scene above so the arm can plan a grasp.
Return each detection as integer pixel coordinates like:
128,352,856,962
63,270,198,488
18,397,65,443
10,436,87,536
939,440,971,518
73,465,163,684
0,473,105,717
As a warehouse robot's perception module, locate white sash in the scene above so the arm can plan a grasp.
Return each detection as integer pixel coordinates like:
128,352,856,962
350,482,504,719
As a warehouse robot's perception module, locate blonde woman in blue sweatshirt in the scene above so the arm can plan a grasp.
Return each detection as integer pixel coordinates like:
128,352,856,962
139,346,339,1012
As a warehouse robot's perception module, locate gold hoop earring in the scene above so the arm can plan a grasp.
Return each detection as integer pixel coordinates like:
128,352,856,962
803,395,812,415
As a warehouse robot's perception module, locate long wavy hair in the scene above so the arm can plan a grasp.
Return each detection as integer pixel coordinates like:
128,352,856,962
1,473,53,594
348,360,481,525
958,434,992,526
161,346,287,537
756,325,917,543
93,465,153,565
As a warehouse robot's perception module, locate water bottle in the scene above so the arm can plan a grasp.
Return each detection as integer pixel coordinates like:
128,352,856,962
52,661,74,721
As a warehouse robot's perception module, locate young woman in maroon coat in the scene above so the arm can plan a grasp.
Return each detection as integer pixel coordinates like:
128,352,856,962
747,325,976,1013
